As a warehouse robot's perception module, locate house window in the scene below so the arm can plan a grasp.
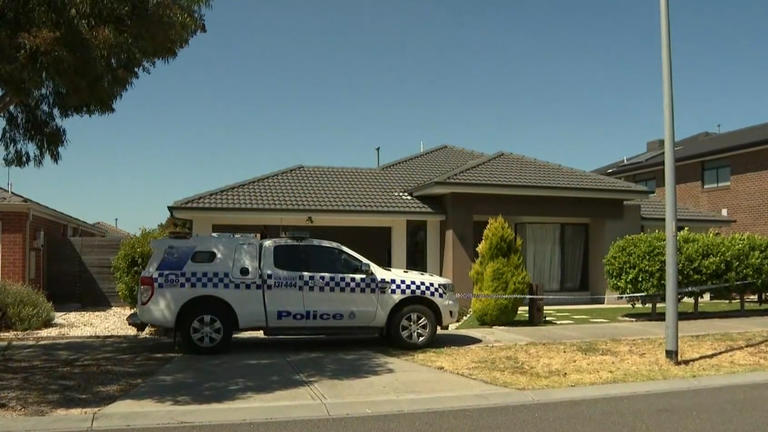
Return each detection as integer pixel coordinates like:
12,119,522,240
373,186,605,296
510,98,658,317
702,159,731,188
515,223,589,292
635,177,657,193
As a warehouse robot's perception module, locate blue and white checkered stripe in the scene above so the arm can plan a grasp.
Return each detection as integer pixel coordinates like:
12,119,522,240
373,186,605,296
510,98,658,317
266,273,379,294
154,271,261,290
387,279,445,299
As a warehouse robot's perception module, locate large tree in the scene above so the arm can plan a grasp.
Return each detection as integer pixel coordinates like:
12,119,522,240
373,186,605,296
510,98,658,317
0,1,211,167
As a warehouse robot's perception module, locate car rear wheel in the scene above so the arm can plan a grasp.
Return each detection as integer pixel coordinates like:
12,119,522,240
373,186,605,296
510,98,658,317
179,305,233,354
387,304,437,349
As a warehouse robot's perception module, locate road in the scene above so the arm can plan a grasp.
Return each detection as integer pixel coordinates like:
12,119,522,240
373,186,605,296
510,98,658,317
103,382,768,432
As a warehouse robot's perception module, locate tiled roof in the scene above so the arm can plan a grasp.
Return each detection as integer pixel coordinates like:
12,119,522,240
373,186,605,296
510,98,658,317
629,198,734,223
0,188,105,233
416,152,648,193
594,122,768,176
172,145,647,213
173,146,487,213
93,222,132,237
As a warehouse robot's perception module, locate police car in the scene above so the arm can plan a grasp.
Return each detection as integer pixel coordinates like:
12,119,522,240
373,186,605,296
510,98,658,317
136,234,459,354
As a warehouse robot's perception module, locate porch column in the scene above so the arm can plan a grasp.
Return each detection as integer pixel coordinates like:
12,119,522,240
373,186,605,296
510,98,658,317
442,195,474,305
390,219,407,268
427,219,441,274
192,218,212,236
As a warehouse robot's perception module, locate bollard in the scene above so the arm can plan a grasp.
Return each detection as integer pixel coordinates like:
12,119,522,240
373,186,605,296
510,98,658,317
528,283,544,325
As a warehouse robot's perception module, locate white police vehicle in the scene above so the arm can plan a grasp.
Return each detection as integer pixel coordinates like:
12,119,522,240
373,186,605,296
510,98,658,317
136,234,459,354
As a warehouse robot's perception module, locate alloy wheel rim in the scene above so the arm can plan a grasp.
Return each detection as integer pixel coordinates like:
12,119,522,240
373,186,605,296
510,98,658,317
399,312,430,344
190,314,223,347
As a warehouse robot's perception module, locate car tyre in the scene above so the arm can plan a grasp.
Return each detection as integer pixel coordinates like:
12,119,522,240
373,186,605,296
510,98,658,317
387,304,437,349
179,304,233,355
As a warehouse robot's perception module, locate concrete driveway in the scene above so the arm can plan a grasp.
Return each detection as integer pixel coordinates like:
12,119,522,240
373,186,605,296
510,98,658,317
95,333,528,428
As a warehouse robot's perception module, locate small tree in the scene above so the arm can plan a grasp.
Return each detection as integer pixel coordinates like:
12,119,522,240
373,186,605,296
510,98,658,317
470,216,530,326
112,227,165,307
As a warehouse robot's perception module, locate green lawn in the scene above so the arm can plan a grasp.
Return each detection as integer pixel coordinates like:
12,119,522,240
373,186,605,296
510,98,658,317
455,301,768,329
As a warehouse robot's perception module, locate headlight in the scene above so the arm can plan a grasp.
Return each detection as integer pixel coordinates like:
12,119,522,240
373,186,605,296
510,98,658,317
439,283,454,293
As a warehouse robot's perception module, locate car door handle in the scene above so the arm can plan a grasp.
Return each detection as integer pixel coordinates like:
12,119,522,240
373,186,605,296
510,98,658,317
377,281,390,293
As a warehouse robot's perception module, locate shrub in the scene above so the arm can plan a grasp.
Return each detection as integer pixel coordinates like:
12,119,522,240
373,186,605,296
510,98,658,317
604,230,768,306
112,227,166,307
0,282,54,331
470,216,530,326
603,231,665,299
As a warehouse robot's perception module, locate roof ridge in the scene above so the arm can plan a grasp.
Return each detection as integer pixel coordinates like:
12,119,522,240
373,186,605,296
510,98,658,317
378,145,449,169
431,152,504,183
502,152,646,190
171,165,304,207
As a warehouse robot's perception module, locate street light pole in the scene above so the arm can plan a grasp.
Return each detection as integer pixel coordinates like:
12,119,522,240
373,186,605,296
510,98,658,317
660,0,679,363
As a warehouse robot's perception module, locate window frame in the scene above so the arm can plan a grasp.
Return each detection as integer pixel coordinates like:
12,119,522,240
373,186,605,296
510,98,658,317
702,159,731,189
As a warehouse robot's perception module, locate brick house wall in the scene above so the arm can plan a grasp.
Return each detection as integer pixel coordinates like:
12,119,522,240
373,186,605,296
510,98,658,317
0,212,28,284
622,147,768,235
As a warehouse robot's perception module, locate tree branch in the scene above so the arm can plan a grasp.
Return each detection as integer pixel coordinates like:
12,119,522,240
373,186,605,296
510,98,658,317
0,92,16,115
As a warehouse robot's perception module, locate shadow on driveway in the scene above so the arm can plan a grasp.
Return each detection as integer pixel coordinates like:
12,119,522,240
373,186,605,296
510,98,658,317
114,332,484,407
0,337,175,416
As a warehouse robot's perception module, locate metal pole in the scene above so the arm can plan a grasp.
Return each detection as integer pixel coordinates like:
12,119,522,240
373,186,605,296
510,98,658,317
660,0,679,363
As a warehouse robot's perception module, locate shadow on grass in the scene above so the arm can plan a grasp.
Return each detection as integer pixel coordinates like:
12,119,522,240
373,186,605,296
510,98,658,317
679,338,768,365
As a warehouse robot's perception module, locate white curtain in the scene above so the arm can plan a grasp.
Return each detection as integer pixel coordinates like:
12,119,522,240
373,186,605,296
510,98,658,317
523,224,561,292
562,225,586,291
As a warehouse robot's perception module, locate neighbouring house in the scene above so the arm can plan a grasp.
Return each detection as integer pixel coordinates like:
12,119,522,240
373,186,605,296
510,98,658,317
594,122,768,235
169,145,731,304
93,221,132,238
0,188,105,297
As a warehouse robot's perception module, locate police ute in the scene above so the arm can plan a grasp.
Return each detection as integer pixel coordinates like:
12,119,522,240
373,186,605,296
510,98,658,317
136,234,459,354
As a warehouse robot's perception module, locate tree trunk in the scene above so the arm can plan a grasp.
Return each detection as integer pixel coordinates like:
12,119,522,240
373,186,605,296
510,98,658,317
651,302,657,319
740,294,746,313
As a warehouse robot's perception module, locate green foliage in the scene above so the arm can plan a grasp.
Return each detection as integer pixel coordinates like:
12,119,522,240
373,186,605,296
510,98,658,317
604,230,768,302
0,0,211,167
158,216,191,233
0,281,54,331
112,227,166,307
470,216,530,326
603,231,665,297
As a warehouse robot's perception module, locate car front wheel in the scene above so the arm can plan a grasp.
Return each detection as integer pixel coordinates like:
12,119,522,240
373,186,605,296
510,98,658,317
388,304,437,349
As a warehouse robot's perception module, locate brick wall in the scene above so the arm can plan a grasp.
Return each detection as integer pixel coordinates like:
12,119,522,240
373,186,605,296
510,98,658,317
29,215,69,291
627,147,768,235
0,212,28,284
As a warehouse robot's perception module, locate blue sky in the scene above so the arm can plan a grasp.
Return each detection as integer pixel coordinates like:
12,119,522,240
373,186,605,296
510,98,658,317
8,0,768,233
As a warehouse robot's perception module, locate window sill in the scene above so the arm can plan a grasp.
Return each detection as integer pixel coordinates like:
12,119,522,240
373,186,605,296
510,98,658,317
701,185,730,192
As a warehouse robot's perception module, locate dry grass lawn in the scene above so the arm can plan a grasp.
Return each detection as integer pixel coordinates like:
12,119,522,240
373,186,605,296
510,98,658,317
397,331,768,389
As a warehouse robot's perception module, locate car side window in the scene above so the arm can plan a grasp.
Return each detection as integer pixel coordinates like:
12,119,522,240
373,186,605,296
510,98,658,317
273,245,306,272
305,245,363,274
190,250,216,263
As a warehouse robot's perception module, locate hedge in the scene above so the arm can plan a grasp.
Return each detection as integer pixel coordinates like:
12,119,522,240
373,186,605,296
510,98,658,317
470,216,530,325
604,230,768,308
112,227,166,307
0,282,55,331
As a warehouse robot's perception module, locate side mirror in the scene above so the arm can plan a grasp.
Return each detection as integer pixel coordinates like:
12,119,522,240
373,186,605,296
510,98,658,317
240,267,250,277
360,262,372,275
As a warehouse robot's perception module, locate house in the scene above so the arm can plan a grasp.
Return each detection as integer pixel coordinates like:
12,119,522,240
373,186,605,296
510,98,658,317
0,188,105,296
594,122,768,235
169,145,732,304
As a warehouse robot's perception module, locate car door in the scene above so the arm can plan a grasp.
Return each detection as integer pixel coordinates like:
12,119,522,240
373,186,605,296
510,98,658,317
263,242,306,327
230,242,266,327
300,244,379,326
